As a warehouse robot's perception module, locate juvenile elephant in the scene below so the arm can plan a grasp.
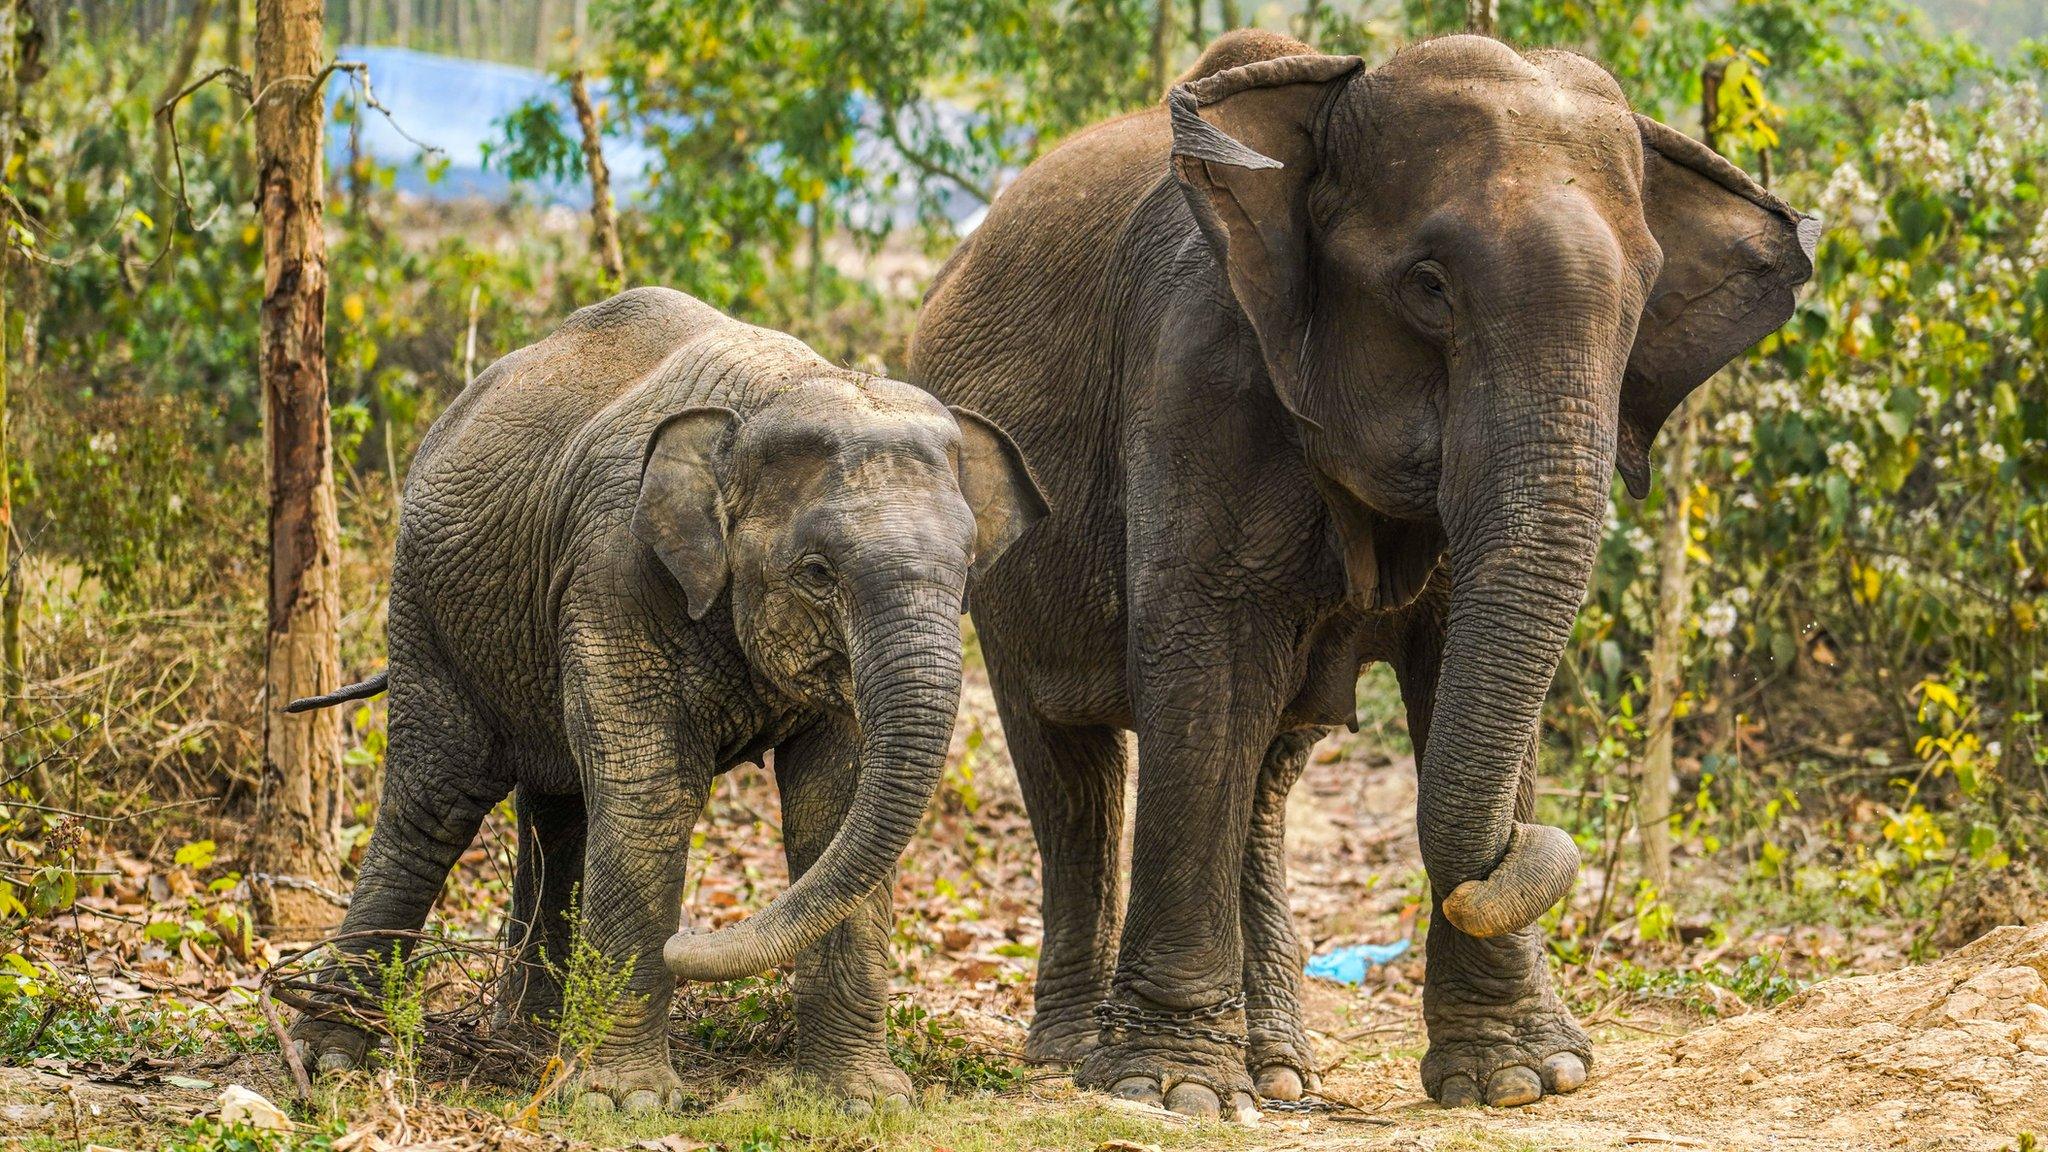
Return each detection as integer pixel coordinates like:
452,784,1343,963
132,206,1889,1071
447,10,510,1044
286,287,1044,1112
910,31,1814,1116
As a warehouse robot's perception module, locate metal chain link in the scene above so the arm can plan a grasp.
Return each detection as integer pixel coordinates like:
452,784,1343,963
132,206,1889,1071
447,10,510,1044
1093,992,1249,1051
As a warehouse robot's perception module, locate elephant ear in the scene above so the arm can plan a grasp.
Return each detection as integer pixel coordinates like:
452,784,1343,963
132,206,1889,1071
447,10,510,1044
947,406,1050,582
1621,115,1820,498
634,407,740,620
1168,53,1364,427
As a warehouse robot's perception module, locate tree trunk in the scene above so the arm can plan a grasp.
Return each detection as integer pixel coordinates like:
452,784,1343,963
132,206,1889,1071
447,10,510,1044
1639,406,1697,892
568,70,624,290
1640,61,1730,894
1465,0,1496,34
1,0,23,742
255,0,346,934
1150,0,1171,95
1219,0,1239,29
153,0,218,235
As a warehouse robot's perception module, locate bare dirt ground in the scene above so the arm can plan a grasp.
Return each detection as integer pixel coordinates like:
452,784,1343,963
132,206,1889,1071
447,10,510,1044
4,659,2043,1152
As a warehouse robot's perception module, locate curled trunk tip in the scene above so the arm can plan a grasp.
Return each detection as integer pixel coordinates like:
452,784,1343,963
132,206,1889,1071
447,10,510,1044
1440,822,1580,938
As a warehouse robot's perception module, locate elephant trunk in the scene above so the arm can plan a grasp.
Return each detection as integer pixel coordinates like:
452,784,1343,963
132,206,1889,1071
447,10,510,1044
1418,245,1626,939
664,572,963,980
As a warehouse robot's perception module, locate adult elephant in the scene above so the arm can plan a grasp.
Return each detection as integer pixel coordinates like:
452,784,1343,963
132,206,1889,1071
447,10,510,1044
910,31,1815,1117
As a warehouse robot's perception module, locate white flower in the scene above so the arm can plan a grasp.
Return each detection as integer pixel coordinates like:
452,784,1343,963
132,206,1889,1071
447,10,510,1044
1820,379,1883,416
1735,490,1760,510
1730,586,1752,607
1702,601,1739,638
1964,133,2015,203
1827,440,1866,479
1817,161,1883,238
1876,101,1958,193
1934,280,1958,310
1717,410,1755,442
1626,526,1655,554
1756,378,1804,412
88,431,118,454
1986,78,2044,148
168,493,184,514
2029,208,2048,271
1982,442,2008,465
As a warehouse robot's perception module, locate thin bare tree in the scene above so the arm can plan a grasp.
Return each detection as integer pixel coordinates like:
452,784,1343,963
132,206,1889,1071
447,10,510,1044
1640,60,1730,891
568,70,624,289
254,0,346,931
0,0,24,742
1466,0,1496,35
153,0,217,233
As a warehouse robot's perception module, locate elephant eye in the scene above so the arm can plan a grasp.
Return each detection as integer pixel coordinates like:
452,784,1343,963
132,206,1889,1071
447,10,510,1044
792,555,836,596
1400,260,1455,336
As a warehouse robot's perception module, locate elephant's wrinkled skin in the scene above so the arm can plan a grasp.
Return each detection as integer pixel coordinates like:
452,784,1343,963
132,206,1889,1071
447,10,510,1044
909,32,1814,1116
288,288,1043,1113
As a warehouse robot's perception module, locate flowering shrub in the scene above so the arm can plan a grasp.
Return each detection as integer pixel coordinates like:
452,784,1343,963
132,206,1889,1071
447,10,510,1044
1570,48,2047,883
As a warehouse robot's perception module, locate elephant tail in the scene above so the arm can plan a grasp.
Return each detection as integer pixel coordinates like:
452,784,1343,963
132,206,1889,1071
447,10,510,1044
283,670,390,713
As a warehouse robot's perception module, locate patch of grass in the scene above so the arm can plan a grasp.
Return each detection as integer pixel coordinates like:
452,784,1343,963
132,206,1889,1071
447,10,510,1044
164,1118,340,1152
1,994,228,1062
1588,951,1805,1017
529,1081,1269,1152
679,974,795,1055
885,1004,1023,1093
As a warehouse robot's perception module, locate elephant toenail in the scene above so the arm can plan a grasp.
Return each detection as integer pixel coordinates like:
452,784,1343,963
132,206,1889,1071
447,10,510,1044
1163,1081,1222,1118
1111,1076,1163,1106
1254,1065,1304,1101
1231,1091,1260,1123
1485,1065,1543,1107
315,1051,355,1075
1437,1073,1482,1108
841,1097,874,1118
576,1091,616,1114
1541,1052,1588,1093
621,1089,661,1114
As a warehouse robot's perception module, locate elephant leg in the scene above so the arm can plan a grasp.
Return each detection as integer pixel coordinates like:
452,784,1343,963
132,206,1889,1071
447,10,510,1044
497,786,587,1029
774,718,913,1115
1241,727,1323,1102
1394,607,1589,1107
292,664,506,1075
1077,620,1292,1120
988,675,1128,1067
560,667,706,1115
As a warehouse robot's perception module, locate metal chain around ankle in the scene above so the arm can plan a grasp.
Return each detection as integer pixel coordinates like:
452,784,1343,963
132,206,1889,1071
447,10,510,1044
1093,993,1249,1051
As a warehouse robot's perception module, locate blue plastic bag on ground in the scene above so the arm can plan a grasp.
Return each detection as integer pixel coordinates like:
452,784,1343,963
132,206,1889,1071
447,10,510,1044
1304,939,1411,985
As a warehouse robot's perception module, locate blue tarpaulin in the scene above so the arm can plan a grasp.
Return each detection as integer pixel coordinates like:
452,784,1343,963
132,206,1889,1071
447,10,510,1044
1304,939,1411,985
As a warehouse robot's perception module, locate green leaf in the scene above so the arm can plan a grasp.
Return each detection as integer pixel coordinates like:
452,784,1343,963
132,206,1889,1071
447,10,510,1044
174,840,218,869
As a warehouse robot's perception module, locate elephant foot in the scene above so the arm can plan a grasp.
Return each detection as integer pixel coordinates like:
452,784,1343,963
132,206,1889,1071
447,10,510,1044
1023,1003,1101,1066
797,1053,915,1116
569,1048,689,1114
291,1014,375,1077
1246,1013,1320,1102
1421,988,1590,1108
1076,994,1258,1121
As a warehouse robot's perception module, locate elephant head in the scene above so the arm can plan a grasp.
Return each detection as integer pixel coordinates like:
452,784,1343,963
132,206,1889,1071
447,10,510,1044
1167,36,1814,936
631,378,1046,979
